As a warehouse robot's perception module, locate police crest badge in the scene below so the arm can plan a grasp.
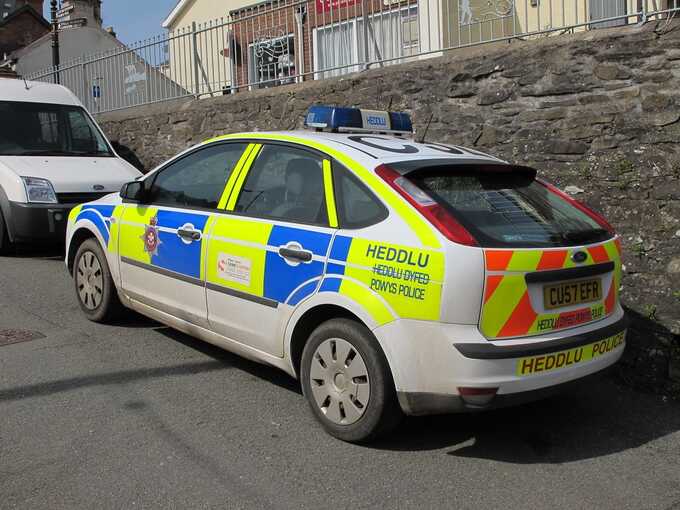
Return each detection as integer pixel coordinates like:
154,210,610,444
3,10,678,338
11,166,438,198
141,215,161,256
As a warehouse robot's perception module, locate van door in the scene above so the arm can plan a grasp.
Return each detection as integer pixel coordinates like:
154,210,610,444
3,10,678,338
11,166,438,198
205,143,336,356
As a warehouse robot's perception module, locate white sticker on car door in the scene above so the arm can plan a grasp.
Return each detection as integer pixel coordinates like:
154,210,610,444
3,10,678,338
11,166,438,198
217,253,252,286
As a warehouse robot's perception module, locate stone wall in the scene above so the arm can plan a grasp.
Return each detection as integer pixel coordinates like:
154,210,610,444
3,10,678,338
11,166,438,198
98,21,680,393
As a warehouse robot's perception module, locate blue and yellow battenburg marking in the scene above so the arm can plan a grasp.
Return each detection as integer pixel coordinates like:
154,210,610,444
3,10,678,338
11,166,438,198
319,236,444,324
206,215,331,306
118,207,210,280
107,205,444,325
68,203,120,248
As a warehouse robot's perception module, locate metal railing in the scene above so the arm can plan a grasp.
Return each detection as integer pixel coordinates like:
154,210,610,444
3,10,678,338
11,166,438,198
22,0,679,114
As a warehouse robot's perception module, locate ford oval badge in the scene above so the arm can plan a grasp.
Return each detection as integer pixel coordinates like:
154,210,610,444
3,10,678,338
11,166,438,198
572,250,588,263
93,184,105,191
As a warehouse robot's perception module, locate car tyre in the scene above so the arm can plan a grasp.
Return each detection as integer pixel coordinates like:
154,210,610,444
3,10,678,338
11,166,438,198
73,238,123,322
301,318,403,443
0,209,13,255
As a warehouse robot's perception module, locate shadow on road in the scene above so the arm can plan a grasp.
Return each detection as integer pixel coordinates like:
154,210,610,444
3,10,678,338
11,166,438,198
155,323,679,463
374,377,680,462
0,360,231,403
155,326,301,395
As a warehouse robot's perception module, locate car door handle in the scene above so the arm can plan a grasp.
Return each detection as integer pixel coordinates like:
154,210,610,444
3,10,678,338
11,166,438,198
177,228,201,242
279,247,312,262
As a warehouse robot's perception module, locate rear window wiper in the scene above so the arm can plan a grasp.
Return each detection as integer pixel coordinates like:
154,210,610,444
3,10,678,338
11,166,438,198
560,228,610,243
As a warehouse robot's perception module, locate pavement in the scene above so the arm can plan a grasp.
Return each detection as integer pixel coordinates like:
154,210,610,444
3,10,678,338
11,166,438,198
1,247,680,510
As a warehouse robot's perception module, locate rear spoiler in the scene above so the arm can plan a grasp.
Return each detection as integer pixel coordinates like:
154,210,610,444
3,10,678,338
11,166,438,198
387,159,537,179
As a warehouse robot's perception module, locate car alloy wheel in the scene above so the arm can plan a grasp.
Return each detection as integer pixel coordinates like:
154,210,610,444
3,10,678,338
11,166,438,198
76,250,104,310
308,337,371,425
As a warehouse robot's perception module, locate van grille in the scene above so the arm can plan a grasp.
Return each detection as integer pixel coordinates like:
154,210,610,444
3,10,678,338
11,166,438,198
57,192,111,204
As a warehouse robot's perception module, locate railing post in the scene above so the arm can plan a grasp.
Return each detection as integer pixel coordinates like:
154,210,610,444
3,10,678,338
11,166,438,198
81,61,88,111
191,21,200,97
362,0,370,70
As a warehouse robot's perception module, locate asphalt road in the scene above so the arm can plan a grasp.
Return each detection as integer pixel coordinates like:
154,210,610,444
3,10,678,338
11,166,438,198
1,248,680,510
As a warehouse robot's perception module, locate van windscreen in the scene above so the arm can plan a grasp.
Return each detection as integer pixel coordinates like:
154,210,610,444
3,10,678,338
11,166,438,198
0,101,112,157
401,164,612,248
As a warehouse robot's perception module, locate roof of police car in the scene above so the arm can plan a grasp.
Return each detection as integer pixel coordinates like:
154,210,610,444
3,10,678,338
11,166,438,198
209,130,506,165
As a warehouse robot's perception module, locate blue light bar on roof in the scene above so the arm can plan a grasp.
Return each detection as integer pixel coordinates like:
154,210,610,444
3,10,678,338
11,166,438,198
304,105,413,135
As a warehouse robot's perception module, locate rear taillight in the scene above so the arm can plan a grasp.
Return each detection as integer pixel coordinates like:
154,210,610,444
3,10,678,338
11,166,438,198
375,164,478,247
539,179,615,234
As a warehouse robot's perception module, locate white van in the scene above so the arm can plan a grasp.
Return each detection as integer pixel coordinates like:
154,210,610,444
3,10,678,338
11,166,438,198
0,79,142,253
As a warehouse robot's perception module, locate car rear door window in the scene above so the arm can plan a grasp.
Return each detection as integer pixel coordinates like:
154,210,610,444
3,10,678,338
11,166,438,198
333,165,387,228
233,144,328,226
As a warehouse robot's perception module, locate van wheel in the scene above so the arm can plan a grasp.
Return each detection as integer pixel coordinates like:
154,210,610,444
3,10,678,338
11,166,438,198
73,238,122,322
0,210,13,255
300,318,403,443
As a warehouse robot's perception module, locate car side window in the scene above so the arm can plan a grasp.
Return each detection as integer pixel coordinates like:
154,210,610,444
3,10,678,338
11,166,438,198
148,143,248,210
333,164,387,228
233,144,328,226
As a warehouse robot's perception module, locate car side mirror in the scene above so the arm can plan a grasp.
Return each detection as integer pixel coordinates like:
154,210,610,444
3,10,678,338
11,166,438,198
120,181,147,203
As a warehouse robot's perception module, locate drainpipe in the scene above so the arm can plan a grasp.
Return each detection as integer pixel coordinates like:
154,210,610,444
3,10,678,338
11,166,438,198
295,6,306,83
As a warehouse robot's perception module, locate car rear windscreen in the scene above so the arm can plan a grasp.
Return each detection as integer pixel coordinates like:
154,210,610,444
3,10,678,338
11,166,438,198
401,164,612,248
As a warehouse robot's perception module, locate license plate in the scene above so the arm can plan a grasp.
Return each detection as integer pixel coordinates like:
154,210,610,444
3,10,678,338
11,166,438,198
516,331,625,376
543,278,602,310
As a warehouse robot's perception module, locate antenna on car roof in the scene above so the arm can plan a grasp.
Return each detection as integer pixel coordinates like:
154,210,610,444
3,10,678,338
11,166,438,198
22,76,30,90
417,113,434,144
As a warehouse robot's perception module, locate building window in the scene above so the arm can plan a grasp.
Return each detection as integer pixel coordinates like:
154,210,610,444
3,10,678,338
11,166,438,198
248,33,296,89
313,6,419,79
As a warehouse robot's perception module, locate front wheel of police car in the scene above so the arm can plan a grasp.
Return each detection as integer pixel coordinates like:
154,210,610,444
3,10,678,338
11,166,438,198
73,238,122,322
301,318,403,443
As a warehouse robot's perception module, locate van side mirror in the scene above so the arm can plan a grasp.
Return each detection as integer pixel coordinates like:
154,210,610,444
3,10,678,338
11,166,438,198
120,181,147,203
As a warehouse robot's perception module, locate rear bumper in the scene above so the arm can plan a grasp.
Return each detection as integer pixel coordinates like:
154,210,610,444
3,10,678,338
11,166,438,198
397,364,615,415
7,201,76,244
453,315,628,360
373,308,627,416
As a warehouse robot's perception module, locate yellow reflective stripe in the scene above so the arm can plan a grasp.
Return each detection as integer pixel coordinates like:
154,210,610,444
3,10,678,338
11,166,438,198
480,274,526,337
603,239,619,263
68,204,83,224
200,215,216,281
322,159,338,228
338,278,395,326
217,144,255,210
226,144,262,211
107,205,124,254
506,250,542,272
206,217,273,297
208,133,441,249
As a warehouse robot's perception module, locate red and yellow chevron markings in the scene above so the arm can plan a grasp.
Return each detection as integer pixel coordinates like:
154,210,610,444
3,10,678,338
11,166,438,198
481,238,622,339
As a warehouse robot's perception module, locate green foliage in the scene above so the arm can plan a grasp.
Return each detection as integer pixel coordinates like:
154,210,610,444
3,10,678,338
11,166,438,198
644,304,658,321
616,159,635,174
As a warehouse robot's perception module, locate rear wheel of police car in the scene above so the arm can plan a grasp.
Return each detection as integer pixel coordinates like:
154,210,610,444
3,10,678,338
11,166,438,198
73,238,122,322
301,318,402,443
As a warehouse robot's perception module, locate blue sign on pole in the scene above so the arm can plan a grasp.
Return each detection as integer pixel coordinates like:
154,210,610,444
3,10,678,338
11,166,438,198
92,85,101,98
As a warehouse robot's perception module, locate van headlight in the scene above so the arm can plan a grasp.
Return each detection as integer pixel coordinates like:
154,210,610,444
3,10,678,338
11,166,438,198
22,177,58,204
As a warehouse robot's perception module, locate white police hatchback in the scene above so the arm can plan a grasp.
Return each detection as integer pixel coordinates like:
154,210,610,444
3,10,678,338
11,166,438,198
65,106,626,442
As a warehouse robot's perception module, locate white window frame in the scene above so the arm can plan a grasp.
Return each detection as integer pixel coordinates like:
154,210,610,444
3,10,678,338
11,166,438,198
312,5,419,80
247,32,296,90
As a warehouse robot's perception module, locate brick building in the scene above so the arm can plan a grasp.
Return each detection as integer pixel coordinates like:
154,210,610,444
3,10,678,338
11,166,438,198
0,1,49,60
228,0,419,91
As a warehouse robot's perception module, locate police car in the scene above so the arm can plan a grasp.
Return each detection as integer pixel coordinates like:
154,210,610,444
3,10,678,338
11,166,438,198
65,106,626,442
